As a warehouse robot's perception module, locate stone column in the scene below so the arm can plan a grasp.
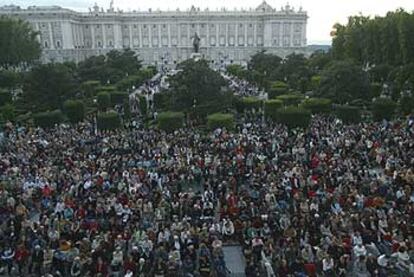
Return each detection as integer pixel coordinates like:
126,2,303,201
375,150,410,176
148,25,152,48
48,22,55,49
91,25,95,48
158,24,162,48
206,23,209,48
244,23,247,47
102,24,107,49
290,22,293,47
168,24,171,47
253,23,257,47
187,24,190,47
235,22,238,46
279,21,283,47
129,24,133,48
139,25,143,48
216,24,219,47
225,23,229,46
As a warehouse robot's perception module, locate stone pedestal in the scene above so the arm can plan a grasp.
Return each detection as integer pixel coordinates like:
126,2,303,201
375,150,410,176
190,52,202,61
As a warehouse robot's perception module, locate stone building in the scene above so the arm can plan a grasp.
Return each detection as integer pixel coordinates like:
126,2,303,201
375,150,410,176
0,1,308,67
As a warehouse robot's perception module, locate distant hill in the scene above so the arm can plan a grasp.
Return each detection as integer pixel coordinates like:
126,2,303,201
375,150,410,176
307,44,331,53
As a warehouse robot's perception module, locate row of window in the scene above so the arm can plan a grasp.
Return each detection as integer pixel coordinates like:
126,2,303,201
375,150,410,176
86,23,261,30
43,40,62,48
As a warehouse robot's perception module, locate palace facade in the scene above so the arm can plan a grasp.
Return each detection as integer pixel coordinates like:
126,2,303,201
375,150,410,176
0,1,308,67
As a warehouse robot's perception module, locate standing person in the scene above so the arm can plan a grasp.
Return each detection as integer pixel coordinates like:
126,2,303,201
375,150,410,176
30,245,44,276
322,254,334,276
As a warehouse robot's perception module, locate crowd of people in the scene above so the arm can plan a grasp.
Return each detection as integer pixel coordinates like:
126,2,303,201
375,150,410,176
0,110,413,277
224,75,266,99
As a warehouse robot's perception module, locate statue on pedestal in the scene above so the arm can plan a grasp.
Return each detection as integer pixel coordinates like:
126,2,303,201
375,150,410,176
192,32,200,53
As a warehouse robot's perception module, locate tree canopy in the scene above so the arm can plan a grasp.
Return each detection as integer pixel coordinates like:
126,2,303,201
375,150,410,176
331,10,414,66
22,63,77,111
77,49,142,84
167,59,230,115
317,60,370,104
0,17,41,68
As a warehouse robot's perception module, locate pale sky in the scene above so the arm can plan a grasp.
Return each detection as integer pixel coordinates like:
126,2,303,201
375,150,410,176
3,0,414,44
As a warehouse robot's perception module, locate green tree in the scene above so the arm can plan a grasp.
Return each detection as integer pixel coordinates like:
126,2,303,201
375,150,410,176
23,63,77,111
80,80,101,97
372,98,396,121
0,89,12,106
226,64,247,79
168,59,230,116
158,111,184,132
318,60,370,103
0,70,22,89
268,81,289,99
97,92,111,111
0,103,15,122
33,110,64,128
97,111,121,130
63,100,85,123
0,17,40,68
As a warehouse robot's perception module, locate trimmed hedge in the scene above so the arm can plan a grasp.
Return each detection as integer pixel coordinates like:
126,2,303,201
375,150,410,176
110,91,129,105
276,106,311,128
207,113,234,130
97,111,121,130
99,86,117,93
372,98,396,121
0,104,15,122
97,92,111,111
301,98,332,114
335,105,361,124
268,81,289,99
0,89,12,106
158,111,184,132
63,100,85,123
264,99,283,120
34,110,64,128
239,97,262,111
81,80,101,97
139,96,148,116
276,93,304,106
400,95,414,115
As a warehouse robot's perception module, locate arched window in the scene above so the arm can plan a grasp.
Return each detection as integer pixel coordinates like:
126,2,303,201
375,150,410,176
56,40,61,48
44,40,49,48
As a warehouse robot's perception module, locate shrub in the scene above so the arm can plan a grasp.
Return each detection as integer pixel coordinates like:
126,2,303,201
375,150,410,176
63,100,85,123
110,91,129,105
81,80,101,97
158,111,184,132
276,106,311,128
207,113,234,130
370,82,382,98
34,110,64,128
97,111,121,130
0,104,15,122
310,75,321,91
335,105,361,124
399,95,414,115
99,86,117,93
139,96,147,116
276,93,304,106
301,98,332,114
264,99,283,120
372,98,396,121
0,89,12,106
154,93,171,111
239,97,262,112
268,81,289,99
97,92,111,111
